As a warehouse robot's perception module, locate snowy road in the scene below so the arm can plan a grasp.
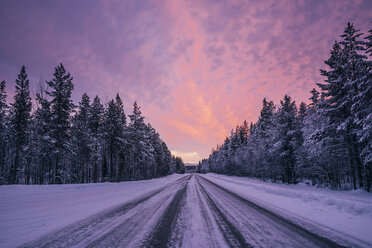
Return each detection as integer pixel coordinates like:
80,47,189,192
16,174,362,248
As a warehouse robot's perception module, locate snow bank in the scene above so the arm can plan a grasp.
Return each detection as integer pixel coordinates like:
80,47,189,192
0,174,185,248
202,173,372,246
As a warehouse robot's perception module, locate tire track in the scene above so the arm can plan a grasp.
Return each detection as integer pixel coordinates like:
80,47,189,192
194,182,227,248
196,175,349,248
195,175,252,248
140,175,190,247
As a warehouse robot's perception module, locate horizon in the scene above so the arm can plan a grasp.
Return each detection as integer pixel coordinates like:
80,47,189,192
1,0,371,163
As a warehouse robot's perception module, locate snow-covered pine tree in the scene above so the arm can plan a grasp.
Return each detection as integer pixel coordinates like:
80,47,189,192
161,141,172,176
272,95,297,183
89,95,105,182
147,124,161,177
255,98,276,179
72,93,92,183
128,101,147,180
46,63,74,184
9,66,32,184
104,99,119,181
318,23,367,189
351,28,372,191
32,83,52,184
294,101,307,179
239,120,249,144
115,94,127,182
316,41,350,189
309,88,320,107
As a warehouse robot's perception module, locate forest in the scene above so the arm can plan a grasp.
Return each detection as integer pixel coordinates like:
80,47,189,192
200,23,372,191
0,64,184,185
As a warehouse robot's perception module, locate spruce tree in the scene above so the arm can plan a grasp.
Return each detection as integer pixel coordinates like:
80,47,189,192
255,98,276,179
351,28,372,191
72,93,92,183
273,95,297,183
46,63,74,184
128,102,147,180
89,96,105,182
104,99,120,181
33,86,52,184
318,23,367,189
309,88,319,107
115,94,127,181
9,66,32,184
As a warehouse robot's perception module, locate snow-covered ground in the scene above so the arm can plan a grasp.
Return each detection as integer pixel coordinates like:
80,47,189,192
0,174,185,248
1,173,371,248
202,173,372,246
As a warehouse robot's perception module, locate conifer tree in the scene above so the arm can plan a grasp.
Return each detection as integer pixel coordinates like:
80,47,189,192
104,99,118,181
255,98,276,179
351,28,372,191
46,63,74,184
9,66,32,184
273,95,297,183
318,23,367,189
0,66,179,184
128,102,147,180
115,94,127,181
309,88,319,107
72,93,92,183
89,96,105,182
32,85,52,184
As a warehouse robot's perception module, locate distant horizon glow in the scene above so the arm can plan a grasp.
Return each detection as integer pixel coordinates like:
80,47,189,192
171,150,200,163
0,0,371,163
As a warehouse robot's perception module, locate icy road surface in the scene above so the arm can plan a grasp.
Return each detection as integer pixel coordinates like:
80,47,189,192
5,174,369,248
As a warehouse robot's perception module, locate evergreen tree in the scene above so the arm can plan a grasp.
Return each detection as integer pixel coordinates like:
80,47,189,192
309,88,319,106
115,94,127,181
128,102,147,180
32,86,52,184
160,141,172,176
104,99,119,181
318,23,367,189
239,120,249,144
46,63,74,184
351,28,372,191
9,66,32,184
255,98,276,179
72,93,92,183
0,66,180,184
273,95,297,183
295,102,307,171
89,96,105,182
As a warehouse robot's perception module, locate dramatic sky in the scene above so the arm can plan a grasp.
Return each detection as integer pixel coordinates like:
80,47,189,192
0,0,371,163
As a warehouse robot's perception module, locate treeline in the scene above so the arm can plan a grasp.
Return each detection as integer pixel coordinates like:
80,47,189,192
200,23,372,191
0,63,184,185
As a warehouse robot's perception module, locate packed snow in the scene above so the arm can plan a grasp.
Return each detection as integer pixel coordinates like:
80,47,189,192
202,173,372,246
0,174,185,248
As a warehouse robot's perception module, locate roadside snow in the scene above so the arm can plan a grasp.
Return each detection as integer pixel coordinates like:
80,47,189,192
202,173,372,246
0,174,185,248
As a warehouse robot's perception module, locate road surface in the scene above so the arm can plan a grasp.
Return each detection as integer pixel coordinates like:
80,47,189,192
20,174,357,248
